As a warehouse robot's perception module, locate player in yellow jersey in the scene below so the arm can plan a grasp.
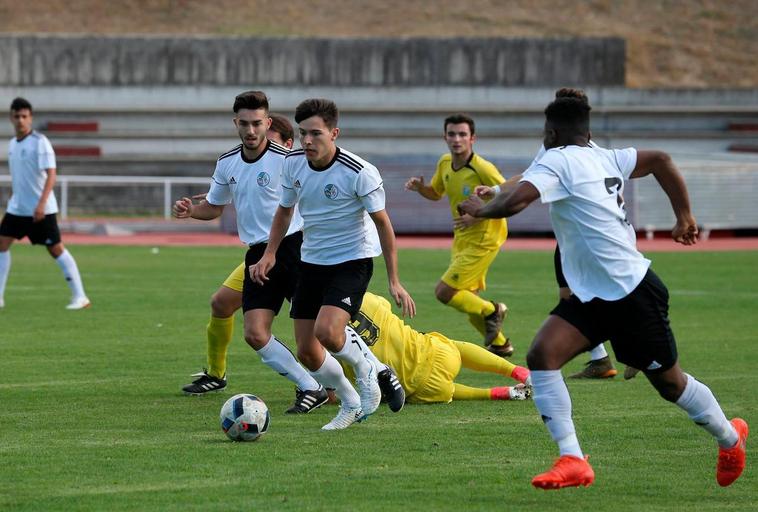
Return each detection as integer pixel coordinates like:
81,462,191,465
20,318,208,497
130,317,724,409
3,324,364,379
347,292,531,406
405,113,514,357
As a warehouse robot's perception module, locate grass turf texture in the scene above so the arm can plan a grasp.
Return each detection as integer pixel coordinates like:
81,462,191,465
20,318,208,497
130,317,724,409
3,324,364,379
1,245,755,511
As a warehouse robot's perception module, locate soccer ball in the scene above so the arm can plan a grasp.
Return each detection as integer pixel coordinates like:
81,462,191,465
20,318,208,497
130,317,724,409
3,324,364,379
219,393,270,442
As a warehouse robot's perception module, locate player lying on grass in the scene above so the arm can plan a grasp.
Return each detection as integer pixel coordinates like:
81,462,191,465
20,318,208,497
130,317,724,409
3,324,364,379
459,90,748,490
346,292,531,406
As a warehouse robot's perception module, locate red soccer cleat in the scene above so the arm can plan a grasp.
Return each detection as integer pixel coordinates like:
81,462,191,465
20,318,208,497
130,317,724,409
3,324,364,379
532,455,595,490
717,418,749,487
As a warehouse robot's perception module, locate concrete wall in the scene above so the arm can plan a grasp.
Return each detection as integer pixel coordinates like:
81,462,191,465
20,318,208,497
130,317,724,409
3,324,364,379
0,35,625,87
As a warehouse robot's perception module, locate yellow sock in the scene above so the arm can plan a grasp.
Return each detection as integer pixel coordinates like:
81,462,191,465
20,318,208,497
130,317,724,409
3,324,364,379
207,315,234,378
452,383,492,401
490,332,507,347
447,290,495,317
453,340,515,378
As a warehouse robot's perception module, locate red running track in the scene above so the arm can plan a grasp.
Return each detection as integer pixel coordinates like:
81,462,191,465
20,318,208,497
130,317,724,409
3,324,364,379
48,232,758,252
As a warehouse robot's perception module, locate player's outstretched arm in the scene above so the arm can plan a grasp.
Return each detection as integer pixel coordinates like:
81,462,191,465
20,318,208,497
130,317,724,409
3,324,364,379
370,209,416,318
250,205,294,284
405,176,442,201
172,196,224,220
631,150,698,245
459,181,540,219
474,173,523,200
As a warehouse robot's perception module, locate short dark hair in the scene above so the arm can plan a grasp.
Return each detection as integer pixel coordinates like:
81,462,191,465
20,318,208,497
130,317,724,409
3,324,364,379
554,88,588,103
10,97,33,113
233,91,269,114
544,97,591,132
444,113,475,135
294,99,338,129
269,114,294,142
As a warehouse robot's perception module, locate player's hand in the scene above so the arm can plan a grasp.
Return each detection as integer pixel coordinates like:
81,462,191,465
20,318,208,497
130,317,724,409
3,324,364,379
672,215,698,246
172,197,193,219
191,193,208,201
457,195,484,218
474,185,496,200
32,206,45,223
389,281,416,318
453,213,482,230
404,176,425,192
250,252,276,285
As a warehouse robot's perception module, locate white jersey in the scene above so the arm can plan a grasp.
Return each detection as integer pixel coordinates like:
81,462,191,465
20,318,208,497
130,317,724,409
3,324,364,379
280,147,383,265
6,131,58,216
522,144,650,302
527,141,637,246
206,140,303,246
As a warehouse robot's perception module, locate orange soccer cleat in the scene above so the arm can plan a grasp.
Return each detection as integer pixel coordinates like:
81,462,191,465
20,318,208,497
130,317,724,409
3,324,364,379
532,455,595,490
716,418,749,487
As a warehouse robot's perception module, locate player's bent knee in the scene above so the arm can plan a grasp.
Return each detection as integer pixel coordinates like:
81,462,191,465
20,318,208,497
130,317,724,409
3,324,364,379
243,327,269,351
210,291,240,318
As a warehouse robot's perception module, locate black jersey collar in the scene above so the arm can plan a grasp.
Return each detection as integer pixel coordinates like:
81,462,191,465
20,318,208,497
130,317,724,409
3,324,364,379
307,147,340,172
241,139,270,164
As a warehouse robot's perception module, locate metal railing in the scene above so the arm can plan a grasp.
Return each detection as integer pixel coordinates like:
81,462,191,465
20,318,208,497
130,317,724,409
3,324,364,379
0,175,210,219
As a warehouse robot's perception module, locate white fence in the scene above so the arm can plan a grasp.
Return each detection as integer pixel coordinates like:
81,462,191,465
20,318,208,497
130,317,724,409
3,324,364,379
0,175,210,219
2,165,758,233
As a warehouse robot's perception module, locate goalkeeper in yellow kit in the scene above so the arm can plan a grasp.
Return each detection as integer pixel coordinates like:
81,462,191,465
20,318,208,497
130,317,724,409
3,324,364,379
405,113,513,357
348,292,531,406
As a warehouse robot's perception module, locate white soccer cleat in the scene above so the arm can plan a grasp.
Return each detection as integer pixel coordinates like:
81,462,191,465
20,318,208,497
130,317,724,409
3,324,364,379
321,404,363,431
509,383,532,401
355,360,382,420
66,296,91,310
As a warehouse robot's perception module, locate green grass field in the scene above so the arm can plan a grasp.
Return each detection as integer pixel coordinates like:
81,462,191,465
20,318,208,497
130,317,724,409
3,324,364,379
1,245,756,511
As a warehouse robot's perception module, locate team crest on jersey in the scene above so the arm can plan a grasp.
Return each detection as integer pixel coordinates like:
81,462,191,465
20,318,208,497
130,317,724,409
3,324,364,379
462,185,471,197
256,172,270,187
324,184,339,200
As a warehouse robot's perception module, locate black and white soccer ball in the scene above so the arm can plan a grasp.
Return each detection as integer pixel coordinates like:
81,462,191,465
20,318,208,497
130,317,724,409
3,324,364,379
219,393,270,442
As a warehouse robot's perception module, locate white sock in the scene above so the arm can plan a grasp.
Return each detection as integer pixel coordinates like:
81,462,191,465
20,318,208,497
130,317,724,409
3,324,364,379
256,335,320,392
344,326,388,371
676,373,738,448
532,370,583,458
331,328,373,379
309,351,360,408
0,251,10,301
589,343,608,361
55,249,86,299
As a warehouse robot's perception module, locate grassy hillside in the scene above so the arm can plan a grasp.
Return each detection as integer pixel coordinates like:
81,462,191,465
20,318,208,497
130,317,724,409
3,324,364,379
0,0,756,88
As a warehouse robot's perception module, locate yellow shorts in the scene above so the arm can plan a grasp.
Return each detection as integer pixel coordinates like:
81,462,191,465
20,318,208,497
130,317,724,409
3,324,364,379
222,262,245,293
441,237,502,292
407,332,462,404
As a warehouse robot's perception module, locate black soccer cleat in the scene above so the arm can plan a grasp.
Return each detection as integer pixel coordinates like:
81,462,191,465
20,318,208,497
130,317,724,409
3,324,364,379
285,386,329,414
377,367,405,412
182,370,227,395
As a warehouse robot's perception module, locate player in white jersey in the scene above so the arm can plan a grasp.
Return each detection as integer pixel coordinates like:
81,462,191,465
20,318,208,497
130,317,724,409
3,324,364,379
476,89,620,379
0,97,90,310
459,92,747,489
172,92,329,413
251,98,415,430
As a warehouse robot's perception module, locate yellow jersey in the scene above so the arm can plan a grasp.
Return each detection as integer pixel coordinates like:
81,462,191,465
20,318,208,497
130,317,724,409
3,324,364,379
350,292,438,397
430,152,507,244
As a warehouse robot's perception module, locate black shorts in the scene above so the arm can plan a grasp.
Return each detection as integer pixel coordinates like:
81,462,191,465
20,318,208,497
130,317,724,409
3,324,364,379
291,258,373,319
550,269,678,373
242,231,303,314
0,212,61,246
554,244,568,288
